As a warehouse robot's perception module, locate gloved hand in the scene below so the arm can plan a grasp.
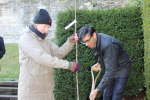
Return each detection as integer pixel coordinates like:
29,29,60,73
68,62,80,72
69,33,79,43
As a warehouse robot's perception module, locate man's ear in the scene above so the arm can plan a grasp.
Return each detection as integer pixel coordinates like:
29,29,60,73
93,32,97,38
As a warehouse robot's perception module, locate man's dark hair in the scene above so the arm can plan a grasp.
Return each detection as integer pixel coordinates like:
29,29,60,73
79,25,95,41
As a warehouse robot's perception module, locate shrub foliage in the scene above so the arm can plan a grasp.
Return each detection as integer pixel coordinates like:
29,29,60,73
143,0,150,99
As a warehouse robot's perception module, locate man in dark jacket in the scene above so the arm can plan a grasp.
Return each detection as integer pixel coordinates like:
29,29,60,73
0,36,5,59
79,25,131,100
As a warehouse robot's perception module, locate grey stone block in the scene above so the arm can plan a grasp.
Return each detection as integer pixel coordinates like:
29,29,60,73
0,87,18,95
0,81,18,87
0,95,17,100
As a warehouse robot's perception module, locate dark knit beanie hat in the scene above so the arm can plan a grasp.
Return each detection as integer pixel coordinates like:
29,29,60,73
33,9,52,26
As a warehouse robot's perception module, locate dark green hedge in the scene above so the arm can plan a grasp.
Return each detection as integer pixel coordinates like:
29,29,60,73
53,6,144,100
143,0,150,99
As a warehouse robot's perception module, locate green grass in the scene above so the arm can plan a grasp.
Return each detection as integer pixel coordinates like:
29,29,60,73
0,43,19,81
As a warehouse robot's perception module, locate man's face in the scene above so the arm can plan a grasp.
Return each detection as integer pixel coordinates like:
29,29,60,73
35,24,50,34
81,32,97,48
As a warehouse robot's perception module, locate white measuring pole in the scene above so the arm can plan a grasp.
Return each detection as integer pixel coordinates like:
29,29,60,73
64,0,79,99
75,0,79,100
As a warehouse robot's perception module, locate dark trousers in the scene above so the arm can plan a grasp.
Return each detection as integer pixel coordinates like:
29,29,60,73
103,76,129,100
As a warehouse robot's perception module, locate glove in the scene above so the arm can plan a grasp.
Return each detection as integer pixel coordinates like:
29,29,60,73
69,33,79,43
68,62,80,72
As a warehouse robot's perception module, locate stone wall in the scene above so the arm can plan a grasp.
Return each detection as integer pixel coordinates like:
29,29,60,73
0,0,126,43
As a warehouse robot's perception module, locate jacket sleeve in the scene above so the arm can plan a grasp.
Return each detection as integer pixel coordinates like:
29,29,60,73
19,34,70,69
48,38,75,59
0,37,6,59
96,43,119,92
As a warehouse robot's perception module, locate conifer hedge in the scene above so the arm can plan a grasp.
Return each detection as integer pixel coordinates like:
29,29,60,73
143,0,150,99
53,6,144,100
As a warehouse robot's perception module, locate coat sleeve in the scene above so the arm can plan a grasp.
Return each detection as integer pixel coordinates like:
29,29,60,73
0,37,6,59
19,34,70,69
96,43,119,92
48,38,75,59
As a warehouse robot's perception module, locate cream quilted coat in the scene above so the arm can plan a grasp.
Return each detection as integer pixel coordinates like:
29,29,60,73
18,27,75,100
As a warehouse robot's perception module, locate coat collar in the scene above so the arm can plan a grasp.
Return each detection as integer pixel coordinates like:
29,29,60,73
24,26,48,41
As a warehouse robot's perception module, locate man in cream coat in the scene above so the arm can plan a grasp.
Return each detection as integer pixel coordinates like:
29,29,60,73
18,9,80,100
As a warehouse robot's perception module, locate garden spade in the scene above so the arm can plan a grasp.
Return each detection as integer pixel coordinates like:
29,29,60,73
90,66,101,100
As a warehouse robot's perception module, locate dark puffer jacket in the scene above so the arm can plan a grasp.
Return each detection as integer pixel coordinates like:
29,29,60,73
92,33,131,92
0,36,5,59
